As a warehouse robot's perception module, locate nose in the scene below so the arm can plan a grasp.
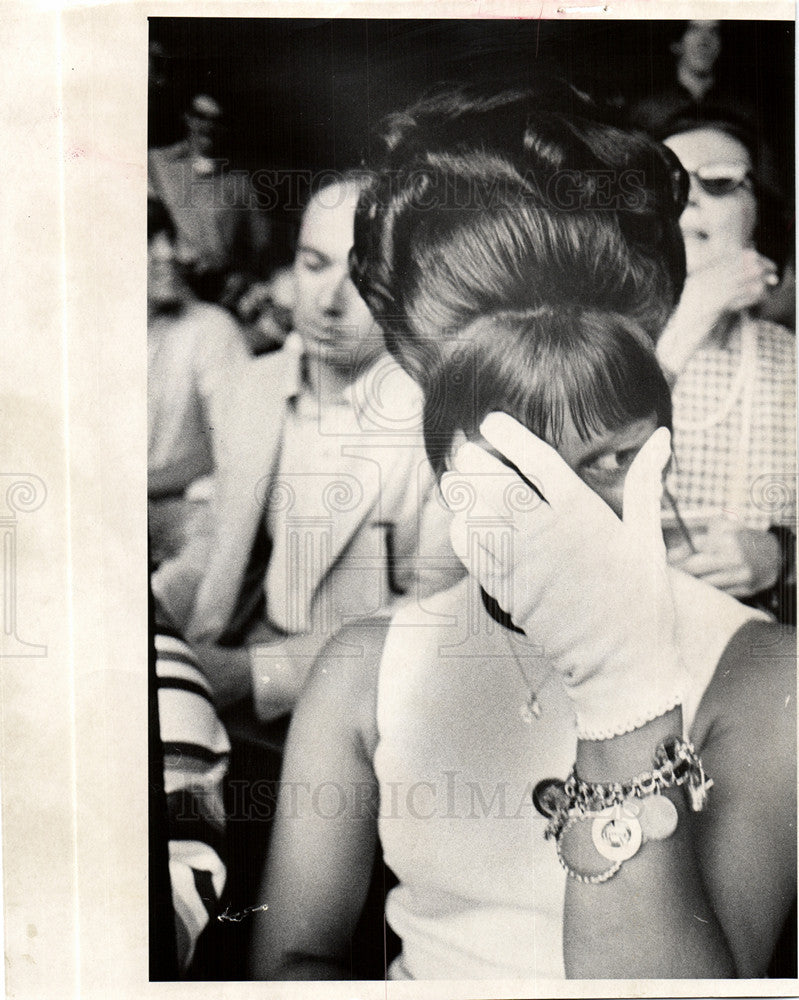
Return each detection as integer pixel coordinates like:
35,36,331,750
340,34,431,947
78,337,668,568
317,266,351,315
590,479,626,520
151,233,176,262
607,482,625,520
683,173,706,211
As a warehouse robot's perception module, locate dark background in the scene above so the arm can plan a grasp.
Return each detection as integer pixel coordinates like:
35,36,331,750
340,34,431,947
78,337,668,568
149,17,794,180
147,17,797,980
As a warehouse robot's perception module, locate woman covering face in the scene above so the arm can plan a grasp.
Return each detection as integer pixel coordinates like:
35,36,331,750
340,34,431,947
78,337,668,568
249,88,795,983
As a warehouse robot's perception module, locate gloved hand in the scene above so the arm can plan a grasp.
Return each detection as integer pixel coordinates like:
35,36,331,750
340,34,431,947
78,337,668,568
442,413,686,740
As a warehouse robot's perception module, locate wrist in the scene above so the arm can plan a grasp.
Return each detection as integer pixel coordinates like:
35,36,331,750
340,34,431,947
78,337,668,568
537,735,712,885
576,707,683,783
569,650,686,742
768,525,795,587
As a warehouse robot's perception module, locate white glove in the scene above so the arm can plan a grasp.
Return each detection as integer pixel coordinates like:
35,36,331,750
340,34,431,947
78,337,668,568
442,413,686,740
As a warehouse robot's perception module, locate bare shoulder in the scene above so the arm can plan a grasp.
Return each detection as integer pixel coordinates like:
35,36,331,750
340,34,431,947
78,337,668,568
301,616,392,762
689,619,796,974
692,619,796,767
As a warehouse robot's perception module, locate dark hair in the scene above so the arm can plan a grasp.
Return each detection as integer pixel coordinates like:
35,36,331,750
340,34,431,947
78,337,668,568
422,306,671,478
147,198,176,242
285,169,371,261
653,104,789,268
351,85,687,383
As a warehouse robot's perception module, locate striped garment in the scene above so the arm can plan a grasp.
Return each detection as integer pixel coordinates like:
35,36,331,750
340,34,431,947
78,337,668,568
156,632,230,971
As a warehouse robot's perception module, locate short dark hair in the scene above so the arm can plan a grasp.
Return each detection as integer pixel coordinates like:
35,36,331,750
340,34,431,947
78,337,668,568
422,306,671,478
351,85,687,384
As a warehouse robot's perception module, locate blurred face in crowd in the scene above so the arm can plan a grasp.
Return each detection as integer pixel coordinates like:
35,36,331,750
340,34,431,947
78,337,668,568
185,95,224,159
293,180,385,379
148,229,189,309
675,20,721,75
664,128,757,275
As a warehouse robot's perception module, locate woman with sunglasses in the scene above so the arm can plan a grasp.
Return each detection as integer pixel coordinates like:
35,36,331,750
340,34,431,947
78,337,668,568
249,88,795,983
651,109,795,624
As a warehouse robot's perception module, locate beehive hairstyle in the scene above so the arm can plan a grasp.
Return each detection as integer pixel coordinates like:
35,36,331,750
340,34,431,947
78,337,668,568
350,84,688,387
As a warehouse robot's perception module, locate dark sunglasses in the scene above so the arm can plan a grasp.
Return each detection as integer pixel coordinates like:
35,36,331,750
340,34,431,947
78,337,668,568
688,162,753,197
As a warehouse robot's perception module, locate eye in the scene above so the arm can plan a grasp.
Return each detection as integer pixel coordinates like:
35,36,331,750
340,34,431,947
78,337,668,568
692,163,752,197
583,447,639,478
297,250,327,273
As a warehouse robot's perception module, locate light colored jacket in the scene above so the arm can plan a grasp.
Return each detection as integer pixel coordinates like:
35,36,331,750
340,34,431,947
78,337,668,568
154,338,463,656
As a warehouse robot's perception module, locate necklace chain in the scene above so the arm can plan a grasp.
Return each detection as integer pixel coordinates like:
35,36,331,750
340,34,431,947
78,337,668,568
504,631,548,724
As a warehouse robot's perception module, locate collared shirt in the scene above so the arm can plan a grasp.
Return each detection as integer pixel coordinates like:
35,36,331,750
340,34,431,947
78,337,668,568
149,142,271,274
148,300,250,497
263,358,428,633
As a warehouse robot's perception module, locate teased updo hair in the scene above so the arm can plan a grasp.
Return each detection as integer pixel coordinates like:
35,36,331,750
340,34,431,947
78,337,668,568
422,305,671,478
351,84,687,385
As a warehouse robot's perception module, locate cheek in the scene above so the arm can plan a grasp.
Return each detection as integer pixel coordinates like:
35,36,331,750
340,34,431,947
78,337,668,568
579,472,625,518
341,287,374,328
291,272,314,317
706,194,758,248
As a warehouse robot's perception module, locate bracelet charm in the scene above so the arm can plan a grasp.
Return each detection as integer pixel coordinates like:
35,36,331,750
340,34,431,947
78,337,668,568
638,794,679,841
591,804,643,862
533,737,711,883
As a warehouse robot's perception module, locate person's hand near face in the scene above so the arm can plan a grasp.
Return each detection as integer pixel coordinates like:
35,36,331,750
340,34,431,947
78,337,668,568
666,516,781,598
657,127,777,380
444,413,682,741
656,127,785,603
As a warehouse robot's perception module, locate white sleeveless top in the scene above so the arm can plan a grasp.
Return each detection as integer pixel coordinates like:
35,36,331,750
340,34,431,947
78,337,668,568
374,572,766,981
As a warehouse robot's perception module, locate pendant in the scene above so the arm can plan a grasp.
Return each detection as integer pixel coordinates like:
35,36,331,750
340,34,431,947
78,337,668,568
687,770,714,812
638,794,679,841
520,692,541,723
591,805,642,862
532,778,570,819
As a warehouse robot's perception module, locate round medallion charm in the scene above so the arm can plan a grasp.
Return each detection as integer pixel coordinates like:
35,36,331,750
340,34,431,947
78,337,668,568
532,778,570,818
591,806,642,862
638,794,679,841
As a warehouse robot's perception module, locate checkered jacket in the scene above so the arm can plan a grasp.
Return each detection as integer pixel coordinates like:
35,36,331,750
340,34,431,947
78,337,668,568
667,315,796,532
